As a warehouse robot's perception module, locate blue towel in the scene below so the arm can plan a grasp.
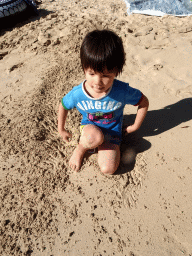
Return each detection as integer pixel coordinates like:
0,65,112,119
126,0,192,16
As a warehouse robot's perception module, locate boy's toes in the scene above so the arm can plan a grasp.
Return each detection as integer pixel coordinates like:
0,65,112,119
69,162,79,172
73,164,79,172
69,162,74,170
69,161,73,170
74,165,79,172
71,164,76,171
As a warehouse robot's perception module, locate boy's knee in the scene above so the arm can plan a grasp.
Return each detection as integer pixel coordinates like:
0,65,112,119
87,132,103,146
80,125,104,148
100,165,117,175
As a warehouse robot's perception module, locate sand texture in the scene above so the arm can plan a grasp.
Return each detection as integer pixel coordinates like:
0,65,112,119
0,0,192,255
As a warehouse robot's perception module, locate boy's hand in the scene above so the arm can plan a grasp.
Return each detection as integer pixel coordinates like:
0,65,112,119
124,125,137,134
59,130,72,142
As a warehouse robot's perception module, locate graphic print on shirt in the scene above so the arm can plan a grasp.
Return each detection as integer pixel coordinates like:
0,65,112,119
76,100,122,111
88,111,114,121
87,111,116,125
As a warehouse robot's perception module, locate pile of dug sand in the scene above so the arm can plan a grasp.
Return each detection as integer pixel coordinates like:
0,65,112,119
0,0,192,255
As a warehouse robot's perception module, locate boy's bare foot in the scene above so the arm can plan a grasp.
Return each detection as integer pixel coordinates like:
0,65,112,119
69,144,87,172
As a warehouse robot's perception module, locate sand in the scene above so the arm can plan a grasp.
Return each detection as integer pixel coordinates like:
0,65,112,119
0,0,192,255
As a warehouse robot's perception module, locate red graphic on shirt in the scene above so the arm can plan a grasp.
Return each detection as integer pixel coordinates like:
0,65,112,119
87,111,114,121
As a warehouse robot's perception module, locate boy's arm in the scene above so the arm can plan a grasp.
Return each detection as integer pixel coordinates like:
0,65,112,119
58,102,72,142
125,95,149,134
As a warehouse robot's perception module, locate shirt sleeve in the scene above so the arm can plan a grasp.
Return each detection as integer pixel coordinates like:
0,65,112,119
124,84,143,106
61,88,76,110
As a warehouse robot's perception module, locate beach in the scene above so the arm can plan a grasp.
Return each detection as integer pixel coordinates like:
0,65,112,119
0,0,192,255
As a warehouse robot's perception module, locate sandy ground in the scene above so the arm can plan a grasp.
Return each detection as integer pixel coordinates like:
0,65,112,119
0,0,192,255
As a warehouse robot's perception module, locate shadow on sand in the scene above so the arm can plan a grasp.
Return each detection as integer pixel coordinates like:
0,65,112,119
116,97,192,174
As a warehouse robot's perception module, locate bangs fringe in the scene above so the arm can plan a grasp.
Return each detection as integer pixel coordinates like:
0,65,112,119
80,30,125,75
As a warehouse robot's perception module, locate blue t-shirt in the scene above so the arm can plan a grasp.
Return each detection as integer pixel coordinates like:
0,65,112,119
62,79,143,140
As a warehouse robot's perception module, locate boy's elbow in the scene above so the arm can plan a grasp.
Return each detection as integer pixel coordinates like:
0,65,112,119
145,96,149,108
141,95,149,109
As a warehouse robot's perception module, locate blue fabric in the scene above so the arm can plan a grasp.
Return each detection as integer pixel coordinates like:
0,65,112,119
62,79,142,143
126,0,192,16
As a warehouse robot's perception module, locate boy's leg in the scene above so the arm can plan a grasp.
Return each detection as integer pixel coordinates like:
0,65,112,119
69,124,104,172
98,141,120,175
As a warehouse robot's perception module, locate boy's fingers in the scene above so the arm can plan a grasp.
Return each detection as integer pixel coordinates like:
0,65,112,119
63,137,70,142
68,132,72,138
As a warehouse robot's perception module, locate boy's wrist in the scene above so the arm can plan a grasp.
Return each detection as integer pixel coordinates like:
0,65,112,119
127,124,138,133
131,124,139,131
132,123,139,130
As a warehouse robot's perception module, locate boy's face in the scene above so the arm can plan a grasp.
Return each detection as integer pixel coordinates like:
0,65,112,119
84,68,117,95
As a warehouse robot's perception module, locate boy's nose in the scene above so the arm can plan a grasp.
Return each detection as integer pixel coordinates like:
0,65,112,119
94,75,102,84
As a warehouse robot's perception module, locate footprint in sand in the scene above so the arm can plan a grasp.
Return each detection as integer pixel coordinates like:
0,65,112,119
163,80,191,98
176,85,192,98
134,26,153,37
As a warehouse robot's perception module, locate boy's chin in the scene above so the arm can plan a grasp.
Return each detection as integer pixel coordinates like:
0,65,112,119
95,87,104,91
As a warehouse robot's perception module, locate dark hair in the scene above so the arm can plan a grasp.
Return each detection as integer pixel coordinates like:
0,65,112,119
80,29,125,76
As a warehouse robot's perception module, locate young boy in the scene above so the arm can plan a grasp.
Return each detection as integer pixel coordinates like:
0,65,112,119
58,29,149,175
